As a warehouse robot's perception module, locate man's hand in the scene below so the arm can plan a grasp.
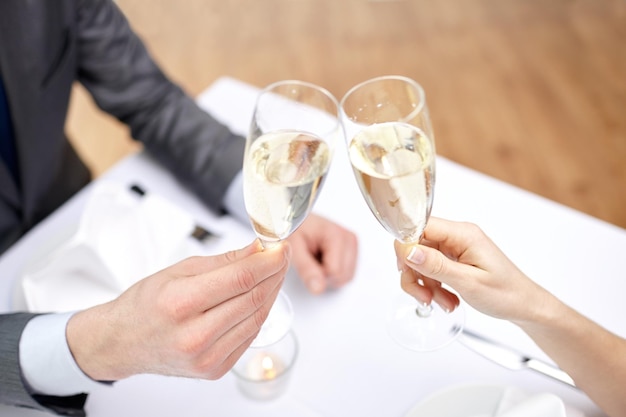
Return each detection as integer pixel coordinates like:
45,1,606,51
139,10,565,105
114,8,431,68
287,214,358,294
66,240,291,382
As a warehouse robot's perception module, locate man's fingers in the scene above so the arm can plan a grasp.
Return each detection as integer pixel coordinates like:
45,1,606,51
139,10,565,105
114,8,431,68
186,278,284,379
195,242,291,310
173,240,263,277
205,333,259,380
290,236,327,294
321,231,358,289
189,259,287,349
159,242,290,319
168,262,286,379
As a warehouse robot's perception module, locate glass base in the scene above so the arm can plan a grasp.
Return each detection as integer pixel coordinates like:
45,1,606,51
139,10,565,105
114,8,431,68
386,292,465,351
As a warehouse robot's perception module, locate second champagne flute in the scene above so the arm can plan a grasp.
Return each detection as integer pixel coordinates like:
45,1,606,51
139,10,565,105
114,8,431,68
340,75,464,351
243,80,340,347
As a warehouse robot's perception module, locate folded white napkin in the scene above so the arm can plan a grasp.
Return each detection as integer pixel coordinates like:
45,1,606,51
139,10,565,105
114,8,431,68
20,181,200,313
79,181,195,290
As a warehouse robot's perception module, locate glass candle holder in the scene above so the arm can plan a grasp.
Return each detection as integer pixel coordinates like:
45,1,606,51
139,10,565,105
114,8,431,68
232,330,299,401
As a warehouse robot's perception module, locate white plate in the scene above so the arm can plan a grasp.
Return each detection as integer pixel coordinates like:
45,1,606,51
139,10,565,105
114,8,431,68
403,383,567,417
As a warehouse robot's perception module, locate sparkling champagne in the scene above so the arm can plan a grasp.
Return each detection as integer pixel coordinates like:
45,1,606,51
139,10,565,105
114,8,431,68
244,130,331,243
348,122,435,243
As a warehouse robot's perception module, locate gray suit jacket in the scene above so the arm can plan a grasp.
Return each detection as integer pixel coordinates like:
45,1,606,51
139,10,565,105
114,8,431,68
0,0,245,414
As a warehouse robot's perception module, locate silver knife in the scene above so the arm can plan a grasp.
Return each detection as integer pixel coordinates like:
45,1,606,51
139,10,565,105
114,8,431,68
458,327,577,388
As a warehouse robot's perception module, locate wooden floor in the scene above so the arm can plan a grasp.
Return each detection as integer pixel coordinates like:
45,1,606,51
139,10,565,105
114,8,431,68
66,0,626,228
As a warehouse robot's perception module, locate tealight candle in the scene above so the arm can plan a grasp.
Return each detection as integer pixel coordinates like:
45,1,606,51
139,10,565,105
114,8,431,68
232,330,298,400
245,352,285,381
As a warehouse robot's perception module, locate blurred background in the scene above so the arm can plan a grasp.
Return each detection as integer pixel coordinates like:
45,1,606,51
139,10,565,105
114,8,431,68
66,0,626,229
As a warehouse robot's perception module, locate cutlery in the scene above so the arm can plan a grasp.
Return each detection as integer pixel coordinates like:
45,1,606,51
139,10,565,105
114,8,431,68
458,327,576,388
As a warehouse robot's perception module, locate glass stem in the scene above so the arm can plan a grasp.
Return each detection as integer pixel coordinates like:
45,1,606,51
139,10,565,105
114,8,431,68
415,302,433,318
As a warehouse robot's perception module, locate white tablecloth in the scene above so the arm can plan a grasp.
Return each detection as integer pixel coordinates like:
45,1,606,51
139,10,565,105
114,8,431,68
2,77,625,417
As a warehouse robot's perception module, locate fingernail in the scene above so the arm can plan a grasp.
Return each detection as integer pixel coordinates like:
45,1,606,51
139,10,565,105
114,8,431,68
406,247,425,265
439,300,455,314
397,258,407,272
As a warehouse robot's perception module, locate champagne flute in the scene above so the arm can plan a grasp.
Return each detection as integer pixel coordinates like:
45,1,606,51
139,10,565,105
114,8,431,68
340,75,464,351
243,80,340,347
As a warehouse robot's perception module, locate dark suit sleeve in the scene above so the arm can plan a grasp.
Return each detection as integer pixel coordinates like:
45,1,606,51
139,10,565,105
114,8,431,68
0,313,87,416
75,0,245,214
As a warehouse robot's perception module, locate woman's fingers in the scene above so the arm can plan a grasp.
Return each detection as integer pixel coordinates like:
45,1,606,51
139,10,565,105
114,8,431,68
399,267,460,312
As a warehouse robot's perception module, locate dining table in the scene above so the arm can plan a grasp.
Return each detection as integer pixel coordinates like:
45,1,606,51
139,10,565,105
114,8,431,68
1,76,624,417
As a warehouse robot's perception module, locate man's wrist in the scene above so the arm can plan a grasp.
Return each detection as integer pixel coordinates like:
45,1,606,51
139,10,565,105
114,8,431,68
20,312,108,396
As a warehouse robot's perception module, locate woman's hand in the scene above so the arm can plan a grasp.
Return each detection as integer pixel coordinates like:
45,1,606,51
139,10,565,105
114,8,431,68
394,217,550,322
